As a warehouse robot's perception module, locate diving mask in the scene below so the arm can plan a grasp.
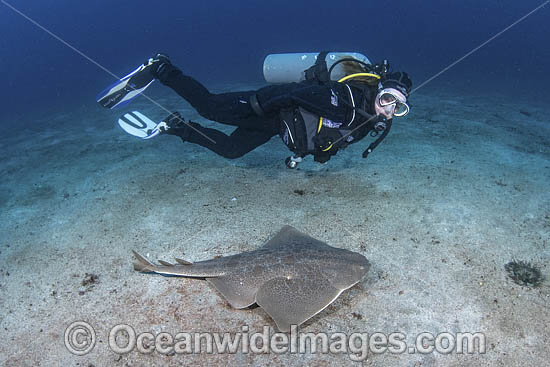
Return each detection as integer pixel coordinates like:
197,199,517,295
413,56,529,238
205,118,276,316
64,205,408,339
377,88,409,117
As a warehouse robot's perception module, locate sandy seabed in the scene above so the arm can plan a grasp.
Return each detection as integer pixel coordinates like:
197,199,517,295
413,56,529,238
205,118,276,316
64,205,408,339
0,85,549,366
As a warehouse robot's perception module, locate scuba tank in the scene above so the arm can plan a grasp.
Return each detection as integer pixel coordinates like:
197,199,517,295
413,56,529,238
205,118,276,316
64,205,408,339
263,52,371,84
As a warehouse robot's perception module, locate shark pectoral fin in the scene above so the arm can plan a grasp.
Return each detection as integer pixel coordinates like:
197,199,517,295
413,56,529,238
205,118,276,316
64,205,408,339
207,277,257,309
255,276,342,332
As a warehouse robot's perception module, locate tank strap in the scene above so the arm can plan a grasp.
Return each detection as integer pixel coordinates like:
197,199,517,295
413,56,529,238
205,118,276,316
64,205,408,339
304,51,330,84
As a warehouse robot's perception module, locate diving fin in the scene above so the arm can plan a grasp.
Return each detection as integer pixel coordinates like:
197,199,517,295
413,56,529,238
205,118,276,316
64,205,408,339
118,111,162,139
97,61,156,109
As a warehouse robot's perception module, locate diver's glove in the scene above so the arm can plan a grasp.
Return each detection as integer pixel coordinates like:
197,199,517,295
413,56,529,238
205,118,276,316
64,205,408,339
313,152,333,164
313,134,332,152
312,134,339,163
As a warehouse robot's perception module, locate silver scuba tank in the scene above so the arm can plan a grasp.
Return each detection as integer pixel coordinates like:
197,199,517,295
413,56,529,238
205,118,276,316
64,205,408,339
263,52,371,84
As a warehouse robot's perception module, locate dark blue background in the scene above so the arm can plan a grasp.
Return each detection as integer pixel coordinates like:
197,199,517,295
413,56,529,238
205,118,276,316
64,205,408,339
1,0,549,122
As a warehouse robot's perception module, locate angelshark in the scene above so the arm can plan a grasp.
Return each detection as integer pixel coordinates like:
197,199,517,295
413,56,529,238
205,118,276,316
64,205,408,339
133,225,370,331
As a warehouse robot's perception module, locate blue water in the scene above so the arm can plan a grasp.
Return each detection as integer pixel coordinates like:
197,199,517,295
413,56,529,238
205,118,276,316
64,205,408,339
1,0,549,123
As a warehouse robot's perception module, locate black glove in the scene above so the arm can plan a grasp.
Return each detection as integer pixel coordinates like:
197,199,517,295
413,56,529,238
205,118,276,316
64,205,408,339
312,131,342,163
312,134,333,152
313,152,332,163
313,137,338,163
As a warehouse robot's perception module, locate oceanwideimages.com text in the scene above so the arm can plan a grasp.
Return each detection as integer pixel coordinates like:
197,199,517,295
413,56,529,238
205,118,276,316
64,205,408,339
65,321,486,361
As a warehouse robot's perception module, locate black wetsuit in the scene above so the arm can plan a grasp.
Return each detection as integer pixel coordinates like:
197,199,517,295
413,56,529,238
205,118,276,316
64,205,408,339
156,64,381,160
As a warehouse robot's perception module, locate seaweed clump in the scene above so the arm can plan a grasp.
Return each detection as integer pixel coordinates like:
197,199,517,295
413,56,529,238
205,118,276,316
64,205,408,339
505,260,544,287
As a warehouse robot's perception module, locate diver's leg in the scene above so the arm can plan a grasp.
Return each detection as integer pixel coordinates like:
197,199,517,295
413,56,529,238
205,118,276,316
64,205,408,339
155,63,260,126
169,122,278,159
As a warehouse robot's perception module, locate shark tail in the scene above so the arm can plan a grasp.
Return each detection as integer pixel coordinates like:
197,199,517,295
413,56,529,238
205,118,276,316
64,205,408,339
131,250,226,278
132,251,194,273
132,251,160,272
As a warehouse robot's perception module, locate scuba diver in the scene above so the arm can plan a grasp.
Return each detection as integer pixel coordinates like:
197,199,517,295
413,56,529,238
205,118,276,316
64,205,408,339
98,52,412,168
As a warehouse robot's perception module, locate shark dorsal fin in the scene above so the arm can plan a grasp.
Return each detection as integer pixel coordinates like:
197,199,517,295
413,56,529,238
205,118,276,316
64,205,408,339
175,258,192,265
